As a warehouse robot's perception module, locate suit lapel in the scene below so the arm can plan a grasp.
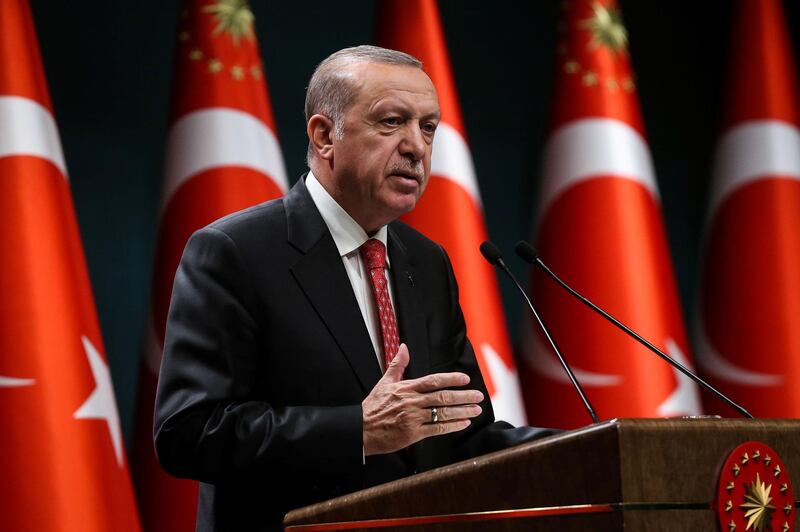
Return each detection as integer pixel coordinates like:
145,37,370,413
388,225,430,381
285,178,382,393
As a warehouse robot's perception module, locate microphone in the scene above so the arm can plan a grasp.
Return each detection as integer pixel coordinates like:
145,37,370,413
514,240,753,419
480,241,599,424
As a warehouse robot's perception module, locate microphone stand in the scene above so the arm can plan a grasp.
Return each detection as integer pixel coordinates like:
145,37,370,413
480,242,599,424
515,241,753,419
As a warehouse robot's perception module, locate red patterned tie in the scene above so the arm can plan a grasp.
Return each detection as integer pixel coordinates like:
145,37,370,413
360,238,400,368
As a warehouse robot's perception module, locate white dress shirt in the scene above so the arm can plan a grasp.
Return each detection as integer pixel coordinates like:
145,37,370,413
305,172,397,372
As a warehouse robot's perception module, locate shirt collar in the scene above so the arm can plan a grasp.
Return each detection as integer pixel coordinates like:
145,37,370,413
306,171,389,261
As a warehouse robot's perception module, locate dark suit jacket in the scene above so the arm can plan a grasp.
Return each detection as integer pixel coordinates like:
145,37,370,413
154,177,552,531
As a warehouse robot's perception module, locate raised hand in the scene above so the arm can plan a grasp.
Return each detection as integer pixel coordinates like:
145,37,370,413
362,343,484,456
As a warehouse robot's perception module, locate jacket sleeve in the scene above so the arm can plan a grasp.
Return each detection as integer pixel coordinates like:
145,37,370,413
153,226,363,484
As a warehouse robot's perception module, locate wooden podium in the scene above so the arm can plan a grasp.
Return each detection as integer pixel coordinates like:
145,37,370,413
284,418,800,531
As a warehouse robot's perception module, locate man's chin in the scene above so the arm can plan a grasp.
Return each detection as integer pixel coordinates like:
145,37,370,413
382,195,420,222
395,196,419,218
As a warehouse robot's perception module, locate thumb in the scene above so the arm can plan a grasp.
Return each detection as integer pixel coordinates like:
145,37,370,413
382,343,409,382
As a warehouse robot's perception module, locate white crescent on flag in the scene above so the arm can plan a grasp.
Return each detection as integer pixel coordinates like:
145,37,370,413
430,122,481,206
0,376,35,387
697,118,799,388
162,108,289,208
0,96,57,390
0,96,67,176
539,117,658,218
709,120,800,214
528,117,658,388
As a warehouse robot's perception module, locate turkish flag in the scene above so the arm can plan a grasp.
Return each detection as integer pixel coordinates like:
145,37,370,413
129,1,289,530
0,1,141,529
375,0,527,426
696,0,800,417
519,0,701,429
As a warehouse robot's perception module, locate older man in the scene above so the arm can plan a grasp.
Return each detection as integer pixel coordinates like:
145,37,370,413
154,45,550,532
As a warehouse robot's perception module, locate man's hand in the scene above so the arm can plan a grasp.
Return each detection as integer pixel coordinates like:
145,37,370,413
362,343,484,456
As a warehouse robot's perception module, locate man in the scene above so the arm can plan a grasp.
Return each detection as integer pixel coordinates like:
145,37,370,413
154,46,552,531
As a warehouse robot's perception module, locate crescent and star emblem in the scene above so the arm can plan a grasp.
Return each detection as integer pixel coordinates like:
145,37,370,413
0,336,123,467
526,328,701,416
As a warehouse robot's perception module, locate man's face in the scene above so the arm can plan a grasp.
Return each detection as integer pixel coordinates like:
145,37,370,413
328,62,440,233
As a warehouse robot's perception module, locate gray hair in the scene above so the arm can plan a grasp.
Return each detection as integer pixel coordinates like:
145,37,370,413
305,45,423,163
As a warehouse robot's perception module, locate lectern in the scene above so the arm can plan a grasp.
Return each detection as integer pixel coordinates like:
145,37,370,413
284,418,799,531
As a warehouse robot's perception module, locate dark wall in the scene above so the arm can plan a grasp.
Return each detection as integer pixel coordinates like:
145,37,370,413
27,0,800,440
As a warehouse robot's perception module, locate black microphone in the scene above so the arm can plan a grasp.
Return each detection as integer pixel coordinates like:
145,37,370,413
480,241,599,424
514,240,753,419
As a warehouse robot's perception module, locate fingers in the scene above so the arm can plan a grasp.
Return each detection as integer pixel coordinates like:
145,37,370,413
425,404,482,424
364,343,486,453
414,388,484,408
417,403,483,439
406,371,471,393
382,343,410,383
419,419,472,438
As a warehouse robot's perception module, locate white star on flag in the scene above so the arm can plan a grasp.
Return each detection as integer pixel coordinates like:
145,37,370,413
481,343,527,427
656,339,702,416
74,336,124,467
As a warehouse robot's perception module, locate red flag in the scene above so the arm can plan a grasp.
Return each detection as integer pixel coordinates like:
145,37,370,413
0,1,141,529
130,1,288,529
696,0,800,416
520,0,701,429
375,0,527,426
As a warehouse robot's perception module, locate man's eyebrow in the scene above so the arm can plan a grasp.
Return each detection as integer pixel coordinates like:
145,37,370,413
369,101,404,114
368,102,441,121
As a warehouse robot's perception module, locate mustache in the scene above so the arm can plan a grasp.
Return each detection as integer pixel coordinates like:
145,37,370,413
388,161,424,181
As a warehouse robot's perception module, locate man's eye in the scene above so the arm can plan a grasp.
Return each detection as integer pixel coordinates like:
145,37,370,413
422,123,438,134
382,117,402,126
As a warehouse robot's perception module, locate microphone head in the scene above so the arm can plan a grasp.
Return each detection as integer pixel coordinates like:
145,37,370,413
515,241,539,264
479,241,504,266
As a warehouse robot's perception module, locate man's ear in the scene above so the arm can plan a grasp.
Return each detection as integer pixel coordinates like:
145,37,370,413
307,114,335,160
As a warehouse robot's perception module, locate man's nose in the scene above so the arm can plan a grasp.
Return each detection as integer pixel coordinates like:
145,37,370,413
399,123,427,160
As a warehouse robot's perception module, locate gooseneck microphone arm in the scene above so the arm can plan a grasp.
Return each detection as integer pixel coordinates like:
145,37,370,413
480,241,599,424
514,240,753,419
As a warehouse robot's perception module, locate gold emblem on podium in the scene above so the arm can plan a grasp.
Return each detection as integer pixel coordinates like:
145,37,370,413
717,442,794,532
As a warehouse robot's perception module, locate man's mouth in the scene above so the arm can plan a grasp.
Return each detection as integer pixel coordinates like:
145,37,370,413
389,171,422,184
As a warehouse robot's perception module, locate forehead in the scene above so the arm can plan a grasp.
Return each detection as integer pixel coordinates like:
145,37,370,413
348,62,439,111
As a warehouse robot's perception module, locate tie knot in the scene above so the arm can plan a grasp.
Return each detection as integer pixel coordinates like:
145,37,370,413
360,239,386,270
